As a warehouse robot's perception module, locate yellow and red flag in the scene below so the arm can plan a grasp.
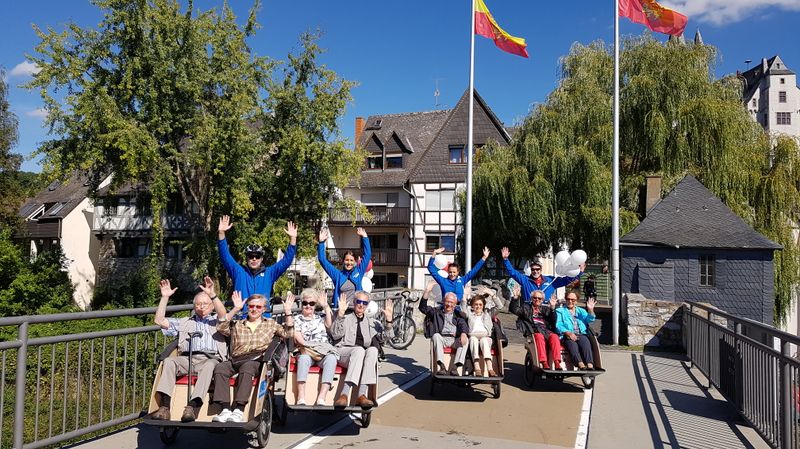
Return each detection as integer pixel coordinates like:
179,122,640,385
619,0,688,36
474,0,528,58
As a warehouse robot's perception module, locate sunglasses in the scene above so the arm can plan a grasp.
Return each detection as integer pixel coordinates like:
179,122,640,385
532,268,541,271
301,301,316,307
533,296,544,301
355,299,370,306
566,297,578,301
248,304,265,310
247,254,263,260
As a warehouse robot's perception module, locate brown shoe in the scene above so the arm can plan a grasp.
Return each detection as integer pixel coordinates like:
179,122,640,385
474,367,482,377
333,394,349,408
355,395,374,409
586,363,594,370
180,405,197,423
487,369,497,377
151,406,170,420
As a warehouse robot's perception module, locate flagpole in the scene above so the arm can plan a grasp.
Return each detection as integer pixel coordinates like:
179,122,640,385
465,0,476,273
612,0,621,346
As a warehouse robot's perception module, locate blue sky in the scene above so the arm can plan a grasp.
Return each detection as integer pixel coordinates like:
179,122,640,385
3,0,800,172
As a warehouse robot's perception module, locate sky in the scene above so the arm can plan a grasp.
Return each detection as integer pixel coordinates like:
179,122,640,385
2,0,800,172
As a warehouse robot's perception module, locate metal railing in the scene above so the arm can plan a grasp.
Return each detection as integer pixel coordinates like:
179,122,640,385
327,206,410,225
683,302,799,449
326,247,410,266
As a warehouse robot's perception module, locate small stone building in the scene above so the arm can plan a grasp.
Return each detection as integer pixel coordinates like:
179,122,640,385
621,174,781,325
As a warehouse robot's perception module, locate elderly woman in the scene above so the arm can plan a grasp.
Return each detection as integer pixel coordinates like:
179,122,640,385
510,287,561,369
330,291,393,409
554,290,597,370
464,294,497,377
317,227,371,308
292,289,338,406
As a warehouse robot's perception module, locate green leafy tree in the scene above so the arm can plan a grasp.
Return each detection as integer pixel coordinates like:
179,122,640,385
472,35,800,323
0,69,26,230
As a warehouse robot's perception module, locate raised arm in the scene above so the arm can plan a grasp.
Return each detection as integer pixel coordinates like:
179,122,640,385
265,221,298,280
356,227,371,273
418,280,437,316
154,279,178,329
217,216,240,277
198,275,231,320
316,228,340,277
462,246,490,283
501,247,529,286
549,263,587,289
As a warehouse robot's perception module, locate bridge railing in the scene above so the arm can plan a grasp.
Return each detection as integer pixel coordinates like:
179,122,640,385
0,288,410,449
683,302,800,449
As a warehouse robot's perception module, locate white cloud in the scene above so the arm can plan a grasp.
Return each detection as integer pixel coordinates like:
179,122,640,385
9,60,41,78
664,0,800,25
25,108,48,119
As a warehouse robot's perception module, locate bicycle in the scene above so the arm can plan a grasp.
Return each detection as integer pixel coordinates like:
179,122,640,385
377,290,419,350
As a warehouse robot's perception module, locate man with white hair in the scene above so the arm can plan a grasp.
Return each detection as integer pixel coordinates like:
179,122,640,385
152,276,230,422
419,281,469,376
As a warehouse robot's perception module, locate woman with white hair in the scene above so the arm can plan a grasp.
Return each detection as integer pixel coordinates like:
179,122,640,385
293,289,338,406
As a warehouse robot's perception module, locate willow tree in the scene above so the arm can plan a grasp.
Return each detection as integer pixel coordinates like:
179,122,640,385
473,35,800,323
27,1,362,279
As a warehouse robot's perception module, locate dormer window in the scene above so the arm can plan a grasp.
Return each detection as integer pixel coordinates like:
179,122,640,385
386,154,403,169
374,118,382,128
366,155,383,170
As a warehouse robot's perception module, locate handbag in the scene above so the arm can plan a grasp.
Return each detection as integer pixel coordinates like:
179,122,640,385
299,345,325,362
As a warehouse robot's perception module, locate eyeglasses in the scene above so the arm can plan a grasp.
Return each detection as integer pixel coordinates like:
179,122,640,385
301,301,316,307
248,304,265,309
566,297,578,302
532,268,541,272
247,254,263,260
532,296,544,301
355,299,370,306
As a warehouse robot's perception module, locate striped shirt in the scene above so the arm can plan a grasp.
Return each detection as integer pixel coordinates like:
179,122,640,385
164,315,220,354
217,317,292,358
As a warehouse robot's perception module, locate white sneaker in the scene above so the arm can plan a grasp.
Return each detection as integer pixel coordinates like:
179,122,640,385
212,408,232,422
227,408,244,423
315,397,327,406
296,397,307,406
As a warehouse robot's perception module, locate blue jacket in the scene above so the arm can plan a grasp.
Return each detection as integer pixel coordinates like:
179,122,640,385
427,256,486,304
503,259,580,304
554,306,596,336
317,236,371,308
217,237,296,313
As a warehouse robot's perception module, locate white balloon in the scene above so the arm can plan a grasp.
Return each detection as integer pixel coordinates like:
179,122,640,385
362,277,373,293
523,260,531,276
554,264,567,276
554,250,571,267
566,267,581,277
433,254,448,270
438,269,448,278
366,269,374,280
570,249,587,265
365,300,379,317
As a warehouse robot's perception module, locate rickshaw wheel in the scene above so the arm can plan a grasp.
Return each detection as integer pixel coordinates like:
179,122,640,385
581,375,595,390
523,352,536,388
159,426,179,444
492,382,501,399
256,393,273,448
360,411,372,428
429,376,436,396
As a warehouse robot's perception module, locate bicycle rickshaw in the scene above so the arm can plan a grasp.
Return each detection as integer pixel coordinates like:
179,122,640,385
522,328,605,389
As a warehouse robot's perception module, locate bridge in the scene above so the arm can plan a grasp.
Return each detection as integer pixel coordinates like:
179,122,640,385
0,296,794,448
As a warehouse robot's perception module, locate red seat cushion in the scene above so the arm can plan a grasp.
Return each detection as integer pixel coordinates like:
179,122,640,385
175,375,257,386
288,356,344,374
442,346,496,356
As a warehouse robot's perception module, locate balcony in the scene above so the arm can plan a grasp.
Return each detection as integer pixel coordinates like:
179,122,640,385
326,247,410,267
328,206,409,226
93,213,202,235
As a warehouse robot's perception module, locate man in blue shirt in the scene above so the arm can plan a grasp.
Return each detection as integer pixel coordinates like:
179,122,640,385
501,247,583,304
427,246,490,304
217,215,297,313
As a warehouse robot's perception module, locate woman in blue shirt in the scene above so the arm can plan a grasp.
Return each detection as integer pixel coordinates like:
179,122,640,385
317,227,371,308
555,290,597,370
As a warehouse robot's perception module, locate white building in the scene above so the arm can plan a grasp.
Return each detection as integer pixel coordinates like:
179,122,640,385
326,89,511,291
741,56,800,138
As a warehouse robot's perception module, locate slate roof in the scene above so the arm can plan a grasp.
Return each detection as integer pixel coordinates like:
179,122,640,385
355,110,450,187
18,173,92,220
741,56,795,103
620,174,781,250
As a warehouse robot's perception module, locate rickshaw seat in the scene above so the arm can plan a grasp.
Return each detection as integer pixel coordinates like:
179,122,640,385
288,356,344,374
175,374,257,387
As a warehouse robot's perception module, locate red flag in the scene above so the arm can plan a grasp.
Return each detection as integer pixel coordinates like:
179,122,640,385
474,0,528,58
619,0,688,36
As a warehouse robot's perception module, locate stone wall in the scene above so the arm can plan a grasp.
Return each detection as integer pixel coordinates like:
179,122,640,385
625,293,684,348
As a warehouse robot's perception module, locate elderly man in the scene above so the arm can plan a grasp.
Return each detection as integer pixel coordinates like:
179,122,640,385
330,291,393,409
427,246,490,304
152,276,230,422
217,215,298,313
419,282,469,376
210,292,294,423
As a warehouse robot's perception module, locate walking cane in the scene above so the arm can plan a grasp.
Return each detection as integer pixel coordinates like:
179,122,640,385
186,331,203,404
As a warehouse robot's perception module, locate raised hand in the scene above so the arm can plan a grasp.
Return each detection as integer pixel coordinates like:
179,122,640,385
356,227,368,238
432,247,445,255
549,296,558,310
482,246,490,260
511,284,521,299
285,221,298,244
319,227,329,243
231,291,244,311
218,215,233,234
198,275,216,298
425,279,438,293
283,292,295,314
159,279,178,299
338,293,348,317
587,297,596,313
384,298,394,321
501,247,510,259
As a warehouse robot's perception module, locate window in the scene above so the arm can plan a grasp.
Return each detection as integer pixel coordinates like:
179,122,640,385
425,189,455,211
116,238,151,258
699,255,715,287
164,239,184,260
103,197,119,216
134,196,152,217
366,155,383,170
426,234,455,252
369,234,398,249
777,112,792,125
361,192,398,206
752,98,756,107
449,145,464,164
386,154,403,169
372,272,398,289
166,196,184,215
780,78,785,84
779,91,787,103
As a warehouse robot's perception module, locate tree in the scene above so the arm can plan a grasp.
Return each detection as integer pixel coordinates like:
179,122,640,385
0,68,25,230
28,0,363,280
472,35,800,323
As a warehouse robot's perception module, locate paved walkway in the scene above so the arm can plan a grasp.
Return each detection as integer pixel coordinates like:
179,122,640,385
589,350,770,449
